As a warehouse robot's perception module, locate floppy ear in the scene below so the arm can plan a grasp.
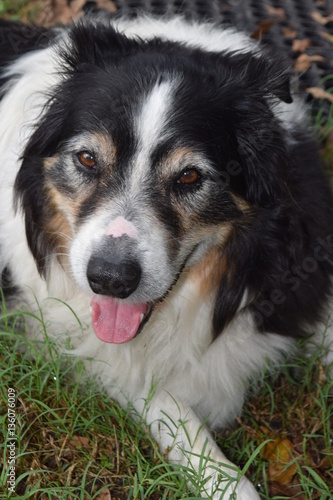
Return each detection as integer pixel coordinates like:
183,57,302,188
238,50,293,104
14,100,66,276
224,53,293,207
14,155,51,276
206,49,293,207
235,109,290,207
209,52,295,335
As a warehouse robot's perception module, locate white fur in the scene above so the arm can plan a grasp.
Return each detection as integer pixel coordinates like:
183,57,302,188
134,79,177,178
0,15,332,500
0,47,63,287
110,14,259,56
69,198,174,302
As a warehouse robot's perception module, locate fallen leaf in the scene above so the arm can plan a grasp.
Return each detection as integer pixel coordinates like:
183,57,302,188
69,435,90,448
306,87,333,102
70,0,89,13
95,490,111,500
311,11,333,25
35,0,82,25
320,31,333,44
269,480,306,499
292,38,312,52
251,19,275,40
263,437,297,485
294,53,325,72
35,0,117,27
317,452,333,470
95,0,117,12
265,6,286,20
282,26,298,39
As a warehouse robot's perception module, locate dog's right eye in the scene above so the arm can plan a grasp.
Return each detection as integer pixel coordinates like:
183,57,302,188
177,168,199,185
172,167,202,193
77,151,96,169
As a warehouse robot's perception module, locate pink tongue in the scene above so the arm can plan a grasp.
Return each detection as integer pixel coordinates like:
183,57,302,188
90,296,148,344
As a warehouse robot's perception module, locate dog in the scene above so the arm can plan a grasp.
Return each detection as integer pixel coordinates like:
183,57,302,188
0,12,332,499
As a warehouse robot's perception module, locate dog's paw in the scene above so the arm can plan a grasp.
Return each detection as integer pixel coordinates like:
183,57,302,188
213,476,260,500
233,477,260,499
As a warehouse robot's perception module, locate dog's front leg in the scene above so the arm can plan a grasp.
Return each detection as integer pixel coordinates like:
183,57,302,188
144,392,259,499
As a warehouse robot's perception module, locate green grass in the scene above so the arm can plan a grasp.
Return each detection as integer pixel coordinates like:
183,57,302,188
0,306,332,499
0,1,41,22
0,313,185,499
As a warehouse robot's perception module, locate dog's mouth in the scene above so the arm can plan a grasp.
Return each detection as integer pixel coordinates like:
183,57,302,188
90,296,154,344
89,248,195,344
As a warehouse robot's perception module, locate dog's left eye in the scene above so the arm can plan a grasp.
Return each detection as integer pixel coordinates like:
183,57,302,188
177,168,200,185
77,151,96,170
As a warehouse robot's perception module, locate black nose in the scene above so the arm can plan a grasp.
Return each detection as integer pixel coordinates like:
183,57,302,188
87,256,141,298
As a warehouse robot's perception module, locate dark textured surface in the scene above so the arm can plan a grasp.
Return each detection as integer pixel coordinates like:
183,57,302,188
104,0,333,96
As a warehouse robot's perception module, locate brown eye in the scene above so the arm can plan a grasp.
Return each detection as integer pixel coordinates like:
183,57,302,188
78,151,96,169
178,168,199,185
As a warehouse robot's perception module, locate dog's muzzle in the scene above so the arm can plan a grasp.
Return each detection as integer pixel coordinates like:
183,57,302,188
86,235,141,299
86,234,152,345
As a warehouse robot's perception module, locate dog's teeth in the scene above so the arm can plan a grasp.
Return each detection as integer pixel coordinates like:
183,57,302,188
89,305,92,315
140,313,144,323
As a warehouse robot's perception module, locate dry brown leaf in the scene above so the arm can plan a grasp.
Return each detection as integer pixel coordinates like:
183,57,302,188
292,38,312,52
282,26,298,39
251,19,275,40
36,0,117,27
70,0,89,13
48,0,83,24
320,31,333,43
311,11,333,25
66,463,76,487
69,435,90,448
317,452,333,470
269,480,306,499
95,0,117,12
263,437,297,485
95,490,112,500
265,6,286,20
294,53,325,72
35,0,82,26
306,87,333,102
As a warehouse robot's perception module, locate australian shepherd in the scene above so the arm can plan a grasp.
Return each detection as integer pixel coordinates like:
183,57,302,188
0,12,332,499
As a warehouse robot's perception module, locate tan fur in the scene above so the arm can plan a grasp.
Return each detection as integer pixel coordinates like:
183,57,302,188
43,183,74,267
188,224,232,295
161,147,207,178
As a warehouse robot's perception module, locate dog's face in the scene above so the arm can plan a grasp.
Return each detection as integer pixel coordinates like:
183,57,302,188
15,24,293,343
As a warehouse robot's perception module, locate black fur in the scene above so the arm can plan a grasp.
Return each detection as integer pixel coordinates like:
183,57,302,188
0,266,19,299
7,19,333,341
0,20,54,90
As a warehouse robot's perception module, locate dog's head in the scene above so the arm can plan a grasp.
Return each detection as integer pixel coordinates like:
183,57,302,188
15,21,297,343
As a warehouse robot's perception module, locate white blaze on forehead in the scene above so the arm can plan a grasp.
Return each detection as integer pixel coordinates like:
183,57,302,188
105,216,138,239
133,79,177,177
